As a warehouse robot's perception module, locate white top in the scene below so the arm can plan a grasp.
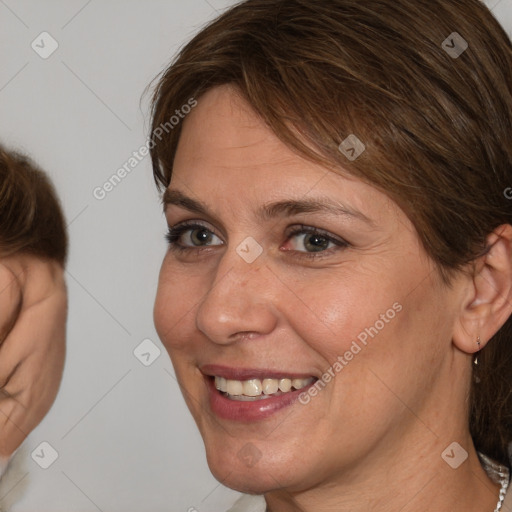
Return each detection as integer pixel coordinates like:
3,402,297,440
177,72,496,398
226,452,512,512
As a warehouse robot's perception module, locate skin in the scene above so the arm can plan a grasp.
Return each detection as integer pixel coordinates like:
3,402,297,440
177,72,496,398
154,84,511,512
0,253,66,463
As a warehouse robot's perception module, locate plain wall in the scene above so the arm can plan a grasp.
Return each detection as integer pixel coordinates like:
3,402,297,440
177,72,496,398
0,0,511,510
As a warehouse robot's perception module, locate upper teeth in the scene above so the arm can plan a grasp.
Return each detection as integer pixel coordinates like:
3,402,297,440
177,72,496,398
214,376,314,397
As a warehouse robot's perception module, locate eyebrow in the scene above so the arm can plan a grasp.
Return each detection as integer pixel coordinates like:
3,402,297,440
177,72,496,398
162,189,375,226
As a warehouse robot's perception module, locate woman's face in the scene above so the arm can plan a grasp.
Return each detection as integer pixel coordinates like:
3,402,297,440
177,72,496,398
154,85,468,494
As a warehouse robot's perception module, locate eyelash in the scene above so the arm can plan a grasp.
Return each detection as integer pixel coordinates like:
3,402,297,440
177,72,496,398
165,221,349,260
165,221,213,252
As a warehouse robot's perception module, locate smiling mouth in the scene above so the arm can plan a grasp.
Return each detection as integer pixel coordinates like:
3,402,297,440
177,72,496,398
213,376,316,401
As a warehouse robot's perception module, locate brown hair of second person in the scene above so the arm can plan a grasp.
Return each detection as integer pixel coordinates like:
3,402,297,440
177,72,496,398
0,146,67,265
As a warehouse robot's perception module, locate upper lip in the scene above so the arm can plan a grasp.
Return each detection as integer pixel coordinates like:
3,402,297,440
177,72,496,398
200,364,317,381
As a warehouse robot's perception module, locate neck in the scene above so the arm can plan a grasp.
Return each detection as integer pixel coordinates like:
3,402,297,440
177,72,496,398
264,424,502,512
264,348,505,512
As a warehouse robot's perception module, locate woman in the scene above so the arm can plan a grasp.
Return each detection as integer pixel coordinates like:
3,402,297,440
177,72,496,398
0,145,68,499
150,0,512,510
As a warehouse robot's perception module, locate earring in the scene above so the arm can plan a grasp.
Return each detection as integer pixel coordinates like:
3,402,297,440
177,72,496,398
474,335,481,366
473,335,481,388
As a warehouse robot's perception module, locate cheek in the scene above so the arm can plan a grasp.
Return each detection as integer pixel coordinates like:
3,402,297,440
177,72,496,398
154,260,180,322
277,265,401,364
153,260,204,353
278,259,441,398
300,268,445,409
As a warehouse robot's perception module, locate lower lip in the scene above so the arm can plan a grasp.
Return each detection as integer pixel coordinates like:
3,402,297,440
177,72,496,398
206,377,314,422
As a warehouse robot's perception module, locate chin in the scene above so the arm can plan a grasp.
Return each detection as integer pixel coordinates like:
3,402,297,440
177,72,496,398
204,440,312,495
207,457,280,495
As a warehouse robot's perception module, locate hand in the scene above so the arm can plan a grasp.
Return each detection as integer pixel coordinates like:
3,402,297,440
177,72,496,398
0,255,67,459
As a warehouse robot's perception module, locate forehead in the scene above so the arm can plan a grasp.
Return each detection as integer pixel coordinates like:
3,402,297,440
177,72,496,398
173,85,307,179
170,85,399,227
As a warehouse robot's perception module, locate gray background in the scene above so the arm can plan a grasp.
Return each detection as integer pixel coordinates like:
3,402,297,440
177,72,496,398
0,0,510,510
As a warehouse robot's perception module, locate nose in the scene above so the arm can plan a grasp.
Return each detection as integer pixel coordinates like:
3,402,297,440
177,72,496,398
195,248,278,345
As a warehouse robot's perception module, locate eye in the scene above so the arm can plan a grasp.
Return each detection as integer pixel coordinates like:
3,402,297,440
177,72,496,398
165,222,223,251
165,222,348,259
283,226,348,255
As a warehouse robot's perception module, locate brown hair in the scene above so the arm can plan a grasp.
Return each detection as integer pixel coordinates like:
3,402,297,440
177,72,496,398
0,145,68,266
149,0,512,467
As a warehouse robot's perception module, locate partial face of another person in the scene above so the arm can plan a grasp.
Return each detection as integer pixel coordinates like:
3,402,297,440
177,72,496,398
0,254,66,464
154,85,474,493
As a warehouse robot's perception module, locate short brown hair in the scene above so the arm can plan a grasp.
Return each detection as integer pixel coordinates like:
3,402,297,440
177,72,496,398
149,0,512,467
0,145,68,265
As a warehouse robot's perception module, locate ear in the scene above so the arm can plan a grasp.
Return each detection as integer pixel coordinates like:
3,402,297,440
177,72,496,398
453,224,512,354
